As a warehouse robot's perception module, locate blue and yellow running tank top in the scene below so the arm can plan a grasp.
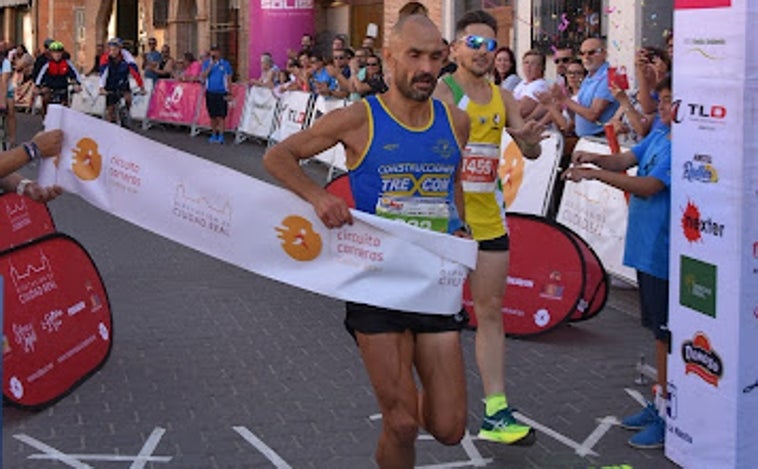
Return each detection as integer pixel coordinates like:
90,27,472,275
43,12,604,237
348,95,464,234
441,75,507,241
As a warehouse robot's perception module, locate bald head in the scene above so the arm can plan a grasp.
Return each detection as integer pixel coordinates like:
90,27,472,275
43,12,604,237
386,14,445,102
390,14,441,49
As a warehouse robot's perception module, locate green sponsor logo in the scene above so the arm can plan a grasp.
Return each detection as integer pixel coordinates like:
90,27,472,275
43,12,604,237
679,255,717,318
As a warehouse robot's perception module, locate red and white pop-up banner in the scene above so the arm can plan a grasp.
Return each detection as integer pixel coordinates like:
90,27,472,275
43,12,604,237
667,1,757,467
37,105,477,315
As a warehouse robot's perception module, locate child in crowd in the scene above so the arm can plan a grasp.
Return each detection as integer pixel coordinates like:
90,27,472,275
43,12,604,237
563,76,673,450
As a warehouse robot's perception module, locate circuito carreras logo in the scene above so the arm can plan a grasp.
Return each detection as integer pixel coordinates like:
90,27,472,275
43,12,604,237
682,332,723,387
498,141,525,208
275,215,323,262
71,137,103,181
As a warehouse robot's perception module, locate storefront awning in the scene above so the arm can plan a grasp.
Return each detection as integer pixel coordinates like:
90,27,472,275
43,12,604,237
0,0,28,7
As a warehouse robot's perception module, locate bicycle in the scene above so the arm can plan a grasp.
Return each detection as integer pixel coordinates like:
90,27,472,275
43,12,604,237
102,88,143,129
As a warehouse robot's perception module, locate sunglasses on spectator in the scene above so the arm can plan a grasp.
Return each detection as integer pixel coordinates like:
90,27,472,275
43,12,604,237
553,57,572,64
367,62,380,66
462,35,498,52
579,48,604,57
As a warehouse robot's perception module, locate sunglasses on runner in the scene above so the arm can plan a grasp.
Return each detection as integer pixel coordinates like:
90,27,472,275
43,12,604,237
462,35,498,52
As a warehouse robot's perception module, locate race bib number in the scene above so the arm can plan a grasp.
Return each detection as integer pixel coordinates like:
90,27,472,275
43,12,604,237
461,143,499,193
375,197,449,233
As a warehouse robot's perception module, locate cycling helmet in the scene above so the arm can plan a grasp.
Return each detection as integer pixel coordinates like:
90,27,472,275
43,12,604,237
49,41,64,52
107,37,123,47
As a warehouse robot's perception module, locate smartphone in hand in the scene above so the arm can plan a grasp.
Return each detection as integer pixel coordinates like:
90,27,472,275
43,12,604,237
608,66,629,90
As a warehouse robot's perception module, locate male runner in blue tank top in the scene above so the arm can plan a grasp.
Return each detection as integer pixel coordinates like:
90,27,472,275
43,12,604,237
264,14,472,469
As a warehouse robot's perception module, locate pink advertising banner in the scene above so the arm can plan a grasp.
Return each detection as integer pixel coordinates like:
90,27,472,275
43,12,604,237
195,83,247,130
146,80,204,125
249,1,314,79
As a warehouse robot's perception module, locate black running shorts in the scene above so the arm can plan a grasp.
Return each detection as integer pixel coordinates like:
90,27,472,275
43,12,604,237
478,233,510,252
344,301,469,339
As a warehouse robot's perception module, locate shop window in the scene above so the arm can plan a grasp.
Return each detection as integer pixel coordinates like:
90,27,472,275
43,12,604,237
532,0,602,54
153,0,169,28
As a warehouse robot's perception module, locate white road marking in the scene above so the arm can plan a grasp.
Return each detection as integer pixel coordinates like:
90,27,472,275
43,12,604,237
576,416,619,457
459,431,491,467
510,411,599,457
28,454,172,463
16,427,172,467
416,460,494,469
130,427,168,469
233,426,292,469
14,434,93,469
625,388,648,407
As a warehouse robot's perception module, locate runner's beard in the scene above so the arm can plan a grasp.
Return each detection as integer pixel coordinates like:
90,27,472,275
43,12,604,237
397,73,437,102
461,58,491,78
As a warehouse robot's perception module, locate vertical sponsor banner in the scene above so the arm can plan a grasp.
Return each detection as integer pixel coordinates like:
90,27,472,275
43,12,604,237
668,1,757,467
556,138,636,284
500,129,563,216
194,83,247,132
145,80,204,125
238,86,278,140
0,194,56,252
249,1,314,79
38,106,477,316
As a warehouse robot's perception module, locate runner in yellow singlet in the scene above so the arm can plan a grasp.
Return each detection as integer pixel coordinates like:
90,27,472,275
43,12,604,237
435,9,546,446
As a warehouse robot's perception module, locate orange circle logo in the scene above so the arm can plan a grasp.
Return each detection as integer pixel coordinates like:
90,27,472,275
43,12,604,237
498,141,525,207
275,215,323,262
71,137,102,181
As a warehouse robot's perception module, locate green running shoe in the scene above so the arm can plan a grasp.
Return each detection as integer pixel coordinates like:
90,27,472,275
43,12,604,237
478,407,536,445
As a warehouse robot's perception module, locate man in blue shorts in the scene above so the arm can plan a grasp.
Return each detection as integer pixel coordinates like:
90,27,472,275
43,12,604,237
564,76,673,450
201,45,233,144
264,14,473,469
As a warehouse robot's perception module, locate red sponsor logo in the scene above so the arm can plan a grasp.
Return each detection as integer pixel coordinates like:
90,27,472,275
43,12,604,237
680,200,725,242
682,332,723,387
675,0,731,9
682,201,701,242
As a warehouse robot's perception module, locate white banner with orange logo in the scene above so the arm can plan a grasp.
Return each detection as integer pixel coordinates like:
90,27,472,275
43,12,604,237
38,105,477,315
499,128,563,216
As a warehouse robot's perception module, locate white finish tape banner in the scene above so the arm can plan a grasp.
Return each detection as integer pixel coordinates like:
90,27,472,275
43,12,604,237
238,86,277,139
500,129,563,216
555,138,636,284
38,106,477,315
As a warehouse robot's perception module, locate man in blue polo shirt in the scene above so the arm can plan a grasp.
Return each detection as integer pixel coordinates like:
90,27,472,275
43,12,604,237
558,37,618,137
201,45,233,144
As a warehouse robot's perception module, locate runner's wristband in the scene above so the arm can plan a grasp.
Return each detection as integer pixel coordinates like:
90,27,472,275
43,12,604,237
22,141,41,163
16,178,32,195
